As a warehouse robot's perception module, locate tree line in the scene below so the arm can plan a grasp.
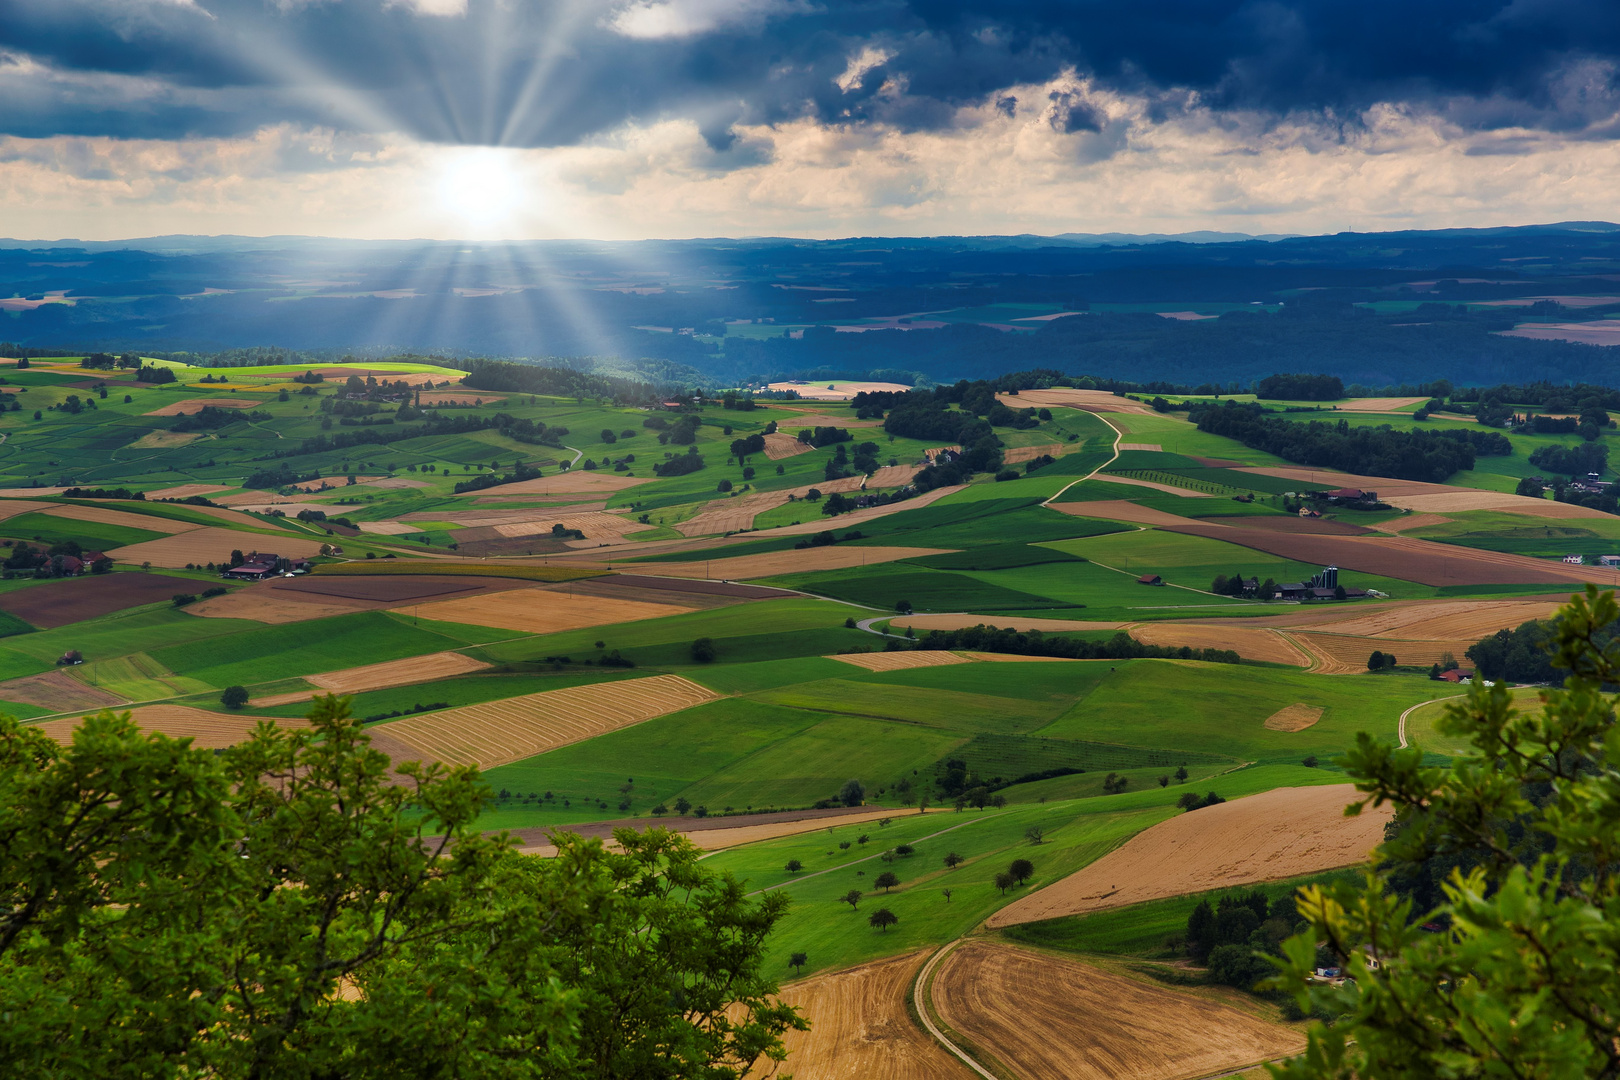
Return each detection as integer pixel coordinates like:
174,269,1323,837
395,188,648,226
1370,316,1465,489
914,625,1242,664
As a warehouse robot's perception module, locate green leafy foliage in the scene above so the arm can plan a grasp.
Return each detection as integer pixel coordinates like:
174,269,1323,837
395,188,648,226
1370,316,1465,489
1272,586,1620,1079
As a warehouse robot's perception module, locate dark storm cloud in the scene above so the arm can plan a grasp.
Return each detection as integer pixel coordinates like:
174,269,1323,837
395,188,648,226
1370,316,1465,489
1,0,1618,148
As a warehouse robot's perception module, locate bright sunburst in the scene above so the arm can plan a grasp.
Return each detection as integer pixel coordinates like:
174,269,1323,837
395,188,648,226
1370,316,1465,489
435,148,527,233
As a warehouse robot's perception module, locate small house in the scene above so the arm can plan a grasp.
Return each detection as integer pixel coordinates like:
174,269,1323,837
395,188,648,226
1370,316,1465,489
1564,554,1585,565
1439,668,1475,684
1328,487,1364,501
1602,555,1620,568
1278,582,1307,600
1298,507,1320,518
1136,573,1163,586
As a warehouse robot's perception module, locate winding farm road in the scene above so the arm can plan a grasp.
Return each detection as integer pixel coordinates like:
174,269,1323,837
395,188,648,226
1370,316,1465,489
912,943,1000,1080
1398,694,1464,749
1042,412,1124,507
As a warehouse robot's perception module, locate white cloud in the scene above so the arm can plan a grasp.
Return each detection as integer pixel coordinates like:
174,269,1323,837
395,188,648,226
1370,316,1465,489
835,46,894,93
381,0,469,16
3,74,1619,241
606,0,808,40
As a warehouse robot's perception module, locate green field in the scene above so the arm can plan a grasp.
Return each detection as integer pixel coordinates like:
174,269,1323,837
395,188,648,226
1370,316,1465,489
770,563,1083,613
0,511,168,550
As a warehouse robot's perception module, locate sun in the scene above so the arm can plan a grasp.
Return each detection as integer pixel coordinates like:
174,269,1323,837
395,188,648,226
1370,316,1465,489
435,148,526,233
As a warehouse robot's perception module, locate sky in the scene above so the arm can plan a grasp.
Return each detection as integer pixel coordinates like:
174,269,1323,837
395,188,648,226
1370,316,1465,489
3,0,1620,241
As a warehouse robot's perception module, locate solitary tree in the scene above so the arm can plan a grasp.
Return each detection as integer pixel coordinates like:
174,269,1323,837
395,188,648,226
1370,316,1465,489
1158,775,1171,788
784,859,803,875
839,779,866,807
994,871,1014,895
690,637,717,663
1008,858,1035,885
841,890,862,911
868,908,898,933
1175,765,1189,783
838,841,851,851
1024,826,1045,845
874,871,899,893
941,888,952,903
788,952,807,973
220,685,249,710
1367,649,1387,671
894,844,914,856
673,797,692,815
856,834,869,845
943,851,964,869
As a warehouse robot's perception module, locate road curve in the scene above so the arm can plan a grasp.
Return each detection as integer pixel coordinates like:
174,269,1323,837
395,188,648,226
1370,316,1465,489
912,943,1000,1080
1398,694,1463,749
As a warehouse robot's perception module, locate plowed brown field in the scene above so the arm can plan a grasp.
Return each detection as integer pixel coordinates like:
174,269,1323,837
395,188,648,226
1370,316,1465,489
37,705,308,749
650,544,951,580
404,588,689,634
829,650,973,672
106,527,324,568
1051,500,1195,526
1158,523,1605,587
0,572,211,628
1367,513,1453,534
0,670,124,711
309,651,490,694
932,941,1303,1080
987,784,1389,926
762,432,812,459
373,673,718,769
1340,396,1427,412
1128,624,1310,667
745,952,972,1080
143,484,234,500
1264,704,1323,731
41,504,199,533
0,499,58,521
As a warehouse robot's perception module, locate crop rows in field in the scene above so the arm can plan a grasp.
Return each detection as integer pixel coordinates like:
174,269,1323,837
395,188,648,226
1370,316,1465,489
933,731,1232,784
375,673,720,769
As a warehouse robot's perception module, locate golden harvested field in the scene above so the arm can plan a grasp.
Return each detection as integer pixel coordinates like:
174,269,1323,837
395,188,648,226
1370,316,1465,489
932,941,1304,1080
37,705,308,750
891,614,1123,633
250,688,317,708
1264,704,1323,732
1390,490,1610,517
994,388,1157,414
650,544,952,580
762,432,813,459
41,504,200,534
1366,512,1453,534
129,431,201,449
490,511,641,540
404,587,688,634
678,492,784,537
514,807,922,857
1117,442,1162,451
1287,632,1477,674
0,487,70,498
744,952,973,1080
1388,601,1561,639
1052,500,1198,526
987,785,1390,926
455,472,651,497
766,485,964,536
143,398,262,416
1340,396,1428,412
828,649,974,672
187,592,368,623
0,499,57,521
309,650,490,694
374,673,718,769
864,464,920,489
1301,599,1557,639
963,652,1090,662
1128,624,1309,667
357,521,418,535
106,527,325,568
143,484,235,500
313,562,604,583
1002,443,1067,464
0,670,125,711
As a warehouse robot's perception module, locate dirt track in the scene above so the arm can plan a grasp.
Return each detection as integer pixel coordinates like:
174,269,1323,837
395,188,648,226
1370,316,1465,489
987,784,1389,926
932,941,1304,1080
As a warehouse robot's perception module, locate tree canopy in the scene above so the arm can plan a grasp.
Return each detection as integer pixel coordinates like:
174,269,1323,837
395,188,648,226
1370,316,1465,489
0,696,802,1078
1273,587,1620,1078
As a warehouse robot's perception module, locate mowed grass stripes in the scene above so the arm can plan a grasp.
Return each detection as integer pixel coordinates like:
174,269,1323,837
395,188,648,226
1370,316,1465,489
373,673,720,769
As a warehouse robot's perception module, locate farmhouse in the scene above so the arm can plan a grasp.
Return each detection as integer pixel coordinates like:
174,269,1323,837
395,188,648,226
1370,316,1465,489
1564,554,1585,565
1438,668,1476,684
1137,573,1163,586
